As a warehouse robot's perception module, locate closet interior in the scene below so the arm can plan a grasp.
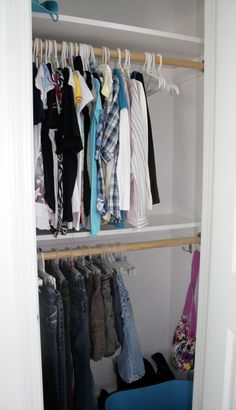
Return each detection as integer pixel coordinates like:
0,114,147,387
32,0,204,405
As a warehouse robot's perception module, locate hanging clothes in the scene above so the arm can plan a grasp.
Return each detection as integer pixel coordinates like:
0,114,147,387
113,67,131,212
56,67,83,223
38,250,144,410
127,78,152,228
89,78,103,237
71,68,94,231
131,71,160,204
33,48,162,236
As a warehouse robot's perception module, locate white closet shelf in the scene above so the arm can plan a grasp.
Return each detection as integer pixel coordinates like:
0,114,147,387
36,214,201,243
32,13,204,59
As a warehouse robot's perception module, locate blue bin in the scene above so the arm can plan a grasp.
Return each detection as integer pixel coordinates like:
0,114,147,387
105,380,193,410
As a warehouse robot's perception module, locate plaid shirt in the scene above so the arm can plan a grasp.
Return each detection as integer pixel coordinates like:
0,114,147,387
96,75,120,221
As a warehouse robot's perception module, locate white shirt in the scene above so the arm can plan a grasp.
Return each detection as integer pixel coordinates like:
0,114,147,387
117,108,130,210
127,79,152,228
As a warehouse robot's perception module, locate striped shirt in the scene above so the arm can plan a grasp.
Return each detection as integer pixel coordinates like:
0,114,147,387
127,79,152,228
96,75,121,222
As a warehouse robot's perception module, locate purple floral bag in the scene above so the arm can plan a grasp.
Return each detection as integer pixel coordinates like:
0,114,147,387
170,250,200,372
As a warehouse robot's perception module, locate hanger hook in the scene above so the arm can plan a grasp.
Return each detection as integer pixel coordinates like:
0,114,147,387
61,41,68,68
74,42,79,57
102,46,106,64
123,49,130,76
182,244,193,254
143,52,148,72
106,47,110,64
39,38,43,65
53,40,59,69
156,53,162,71
69,42,74,69
117,48,121,67
48,40,53,63
33,38,39,67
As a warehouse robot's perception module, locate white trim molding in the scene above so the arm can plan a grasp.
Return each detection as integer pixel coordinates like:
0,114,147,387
0,1,43,409
192,0,216,408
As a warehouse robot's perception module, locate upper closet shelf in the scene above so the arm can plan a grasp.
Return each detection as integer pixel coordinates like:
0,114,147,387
32,13,204,60
36,214,201,243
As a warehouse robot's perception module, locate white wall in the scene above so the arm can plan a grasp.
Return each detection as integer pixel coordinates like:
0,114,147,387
148,90,173,215
172,74,204,220
57,0,204,37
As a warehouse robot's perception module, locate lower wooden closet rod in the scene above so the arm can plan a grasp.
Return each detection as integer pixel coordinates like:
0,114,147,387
41,235,200,260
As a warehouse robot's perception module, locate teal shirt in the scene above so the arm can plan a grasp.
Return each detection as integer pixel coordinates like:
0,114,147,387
113,68,128,109
90,78,103,237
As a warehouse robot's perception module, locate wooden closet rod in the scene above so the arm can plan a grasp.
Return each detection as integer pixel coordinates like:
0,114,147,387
32,40,204,71
40,235,200,260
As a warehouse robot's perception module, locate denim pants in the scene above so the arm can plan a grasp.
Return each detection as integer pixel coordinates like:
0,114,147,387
115,271,145,383
101,269,120,357
90,272,106,361
45,261,73,410
61,279,73,410
111,273,124,345
39,281,67,410
68,275,98,410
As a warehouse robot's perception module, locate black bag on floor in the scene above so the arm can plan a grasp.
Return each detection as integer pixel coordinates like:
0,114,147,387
115,354,174,391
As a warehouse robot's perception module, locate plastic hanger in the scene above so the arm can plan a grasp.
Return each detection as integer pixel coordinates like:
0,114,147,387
33,37,39,67
102,46,110,65
116,48,122,69
148,52,179,96
75,42,79,58
61,41,68,68
80,43,91,71
48,40,53,64
69,42,75,70
37,248,45,273
53,40,59,70
143,52,163,96
123,49,130,77
37,248,56,289
115,243,136,276
44,39,48,64
89,45,96,67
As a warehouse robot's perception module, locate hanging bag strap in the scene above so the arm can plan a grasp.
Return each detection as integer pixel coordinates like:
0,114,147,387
182,251,200,335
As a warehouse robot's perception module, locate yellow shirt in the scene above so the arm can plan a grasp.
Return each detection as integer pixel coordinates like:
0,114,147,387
73,72,82,108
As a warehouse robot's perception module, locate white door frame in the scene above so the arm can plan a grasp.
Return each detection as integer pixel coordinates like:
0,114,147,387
194,0,236,408
192,0,216,408
0,0,226,408
0,0,43,409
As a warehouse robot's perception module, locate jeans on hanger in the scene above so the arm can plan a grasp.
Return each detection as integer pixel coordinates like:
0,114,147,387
60,279,73,410
115,271,145,383
46,261,73,410
57,290,68,410
111,273,124,345
70,276,98,410
90,272,106,361
83,273,94,311
101,269,120,357
61,263,98,410
39,281,67,410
